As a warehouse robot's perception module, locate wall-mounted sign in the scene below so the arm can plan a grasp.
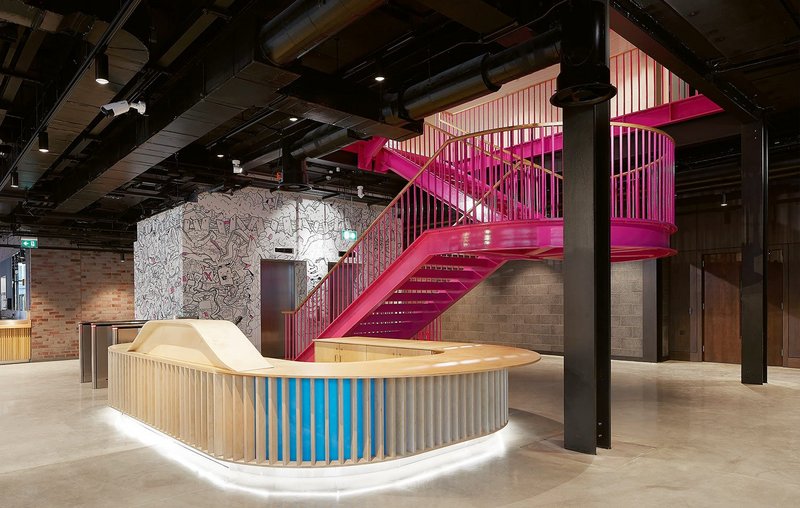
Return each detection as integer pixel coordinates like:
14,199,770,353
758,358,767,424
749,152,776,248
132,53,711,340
20,237,38,249
341,229,357,241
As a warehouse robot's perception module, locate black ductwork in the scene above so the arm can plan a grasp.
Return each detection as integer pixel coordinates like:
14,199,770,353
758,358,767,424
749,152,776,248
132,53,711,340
551,0,616,107
290,124,365,160
259,0,384,65
382,29,562,125
276,124,365,191
280,147,310,192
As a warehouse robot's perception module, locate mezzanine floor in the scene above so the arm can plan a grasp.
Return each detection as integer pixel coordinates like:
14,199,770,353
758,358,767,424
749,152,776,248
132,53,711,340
1,356,798,507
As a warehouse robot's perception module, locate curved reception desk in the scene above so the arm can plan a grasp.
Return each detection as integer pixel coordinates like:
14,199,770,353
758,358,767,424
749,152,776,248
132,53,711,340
108,320,538,469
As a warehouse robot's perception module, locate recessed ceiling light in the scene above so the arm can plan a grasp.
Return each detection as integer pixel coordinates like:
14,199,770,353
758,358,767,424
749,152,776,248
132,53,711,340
374,75,385,82
216,153,224,158
289,117,298,122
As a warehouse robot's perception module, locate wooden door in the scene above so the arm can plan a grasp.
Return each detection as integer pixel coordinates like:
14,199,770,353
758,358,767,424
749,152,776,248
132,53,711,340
703,253,741,364
702,251,785,366
767,252,784,366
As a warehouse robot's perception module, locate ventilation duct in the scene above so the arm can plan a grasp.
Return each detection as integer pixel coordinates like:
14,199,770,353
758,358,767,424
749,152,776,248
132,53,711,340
382,29,561,124
276,125,366,191
259,0,383,65
279,150,310,192
290,124,365,160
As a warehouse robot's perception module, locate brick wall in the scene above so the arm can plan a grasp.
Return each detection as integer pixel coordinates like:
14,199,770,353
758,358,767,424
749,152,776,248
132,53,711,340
441,260,645,358
30,249,134,361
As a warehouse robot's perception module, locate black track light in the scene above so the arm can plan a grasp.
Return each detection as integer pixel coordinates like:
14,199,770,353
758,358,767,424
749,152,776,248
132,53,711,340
38,131,49,153
10,170,19,188
95,53,109,85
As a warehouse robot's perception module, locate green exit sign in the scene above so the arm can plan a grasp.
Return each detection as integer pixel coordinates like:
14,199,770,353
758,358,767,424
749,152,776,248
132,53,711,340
21,237,38,249
341,229,357,241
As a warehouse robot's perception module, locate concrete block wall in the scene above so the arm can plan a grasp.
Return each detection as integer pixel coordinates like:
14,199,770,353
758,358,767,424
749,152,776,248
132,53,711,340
441,260,645,358
30,249,134,361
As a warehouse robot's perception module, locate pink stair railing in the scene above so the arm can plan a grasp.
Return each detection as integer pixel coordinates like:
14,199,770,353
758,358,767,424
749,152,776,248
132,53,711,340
285,122,674,359
441,47,705,133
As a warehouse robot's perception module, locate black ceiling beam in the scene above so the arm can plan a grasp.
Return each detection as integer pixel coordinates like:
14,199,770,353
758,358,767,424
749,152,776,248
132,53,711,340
0,67,42,85
610,0,762,122
0,0,143,189
204,107,281,150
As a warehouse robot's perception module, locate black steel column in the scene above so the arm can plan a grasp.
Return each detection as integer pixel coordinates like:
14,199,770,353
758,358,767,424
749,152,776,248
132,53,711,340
642,260,660,363
552,0,615,454
741,121,768,384
562,102,611,453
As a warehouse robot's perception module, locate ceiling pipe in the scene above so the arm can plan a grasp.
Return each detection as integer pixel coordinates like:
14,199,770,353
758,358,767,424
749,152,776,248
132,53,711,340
247,29,561,177
290,125,366,160
259,0,384,65
274,125,365,191
239,124,365,176
382,28,561,124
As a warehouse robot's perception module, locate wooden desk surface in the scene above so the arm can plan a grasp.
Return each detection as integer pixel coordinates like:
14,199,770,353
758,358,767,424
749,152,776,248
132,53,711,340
111,336,539,379
0,319,31,329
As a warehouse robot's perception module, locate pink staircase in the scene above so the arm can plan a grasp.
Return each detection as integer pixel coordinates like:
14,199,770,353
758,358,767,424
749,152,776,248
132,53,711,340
285,121,676,361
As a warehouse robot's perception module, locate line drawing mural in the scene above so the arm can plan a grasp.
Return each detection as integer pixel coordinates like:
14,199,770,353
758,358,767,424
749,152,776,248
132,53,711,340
135,188,380,349
134,207,183,320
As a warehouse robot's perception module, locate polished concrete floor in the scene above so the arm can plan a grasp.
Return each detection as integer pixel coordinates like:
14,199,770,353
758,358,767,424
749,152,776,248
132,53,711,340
1,357,799,507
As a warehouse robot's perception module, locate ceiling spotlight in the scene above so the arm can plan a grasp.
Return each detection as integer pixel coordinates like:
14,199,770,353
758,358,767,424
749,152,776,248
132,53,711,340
10,170,19,188
336,166,341,172
38,131,49,153
216,153,224,158
120,252,126,263
95,53,109,85
374,75,385,82
232,159,243,174
721,193,728,207
325,175,331,180
289,117,299,122
357,185,364,199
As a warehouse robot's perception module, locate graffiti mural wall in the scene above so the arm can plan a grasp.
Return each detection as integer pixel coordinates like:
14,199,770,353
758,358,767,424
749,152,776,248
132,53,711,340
134,187,380,349
134,207,184,320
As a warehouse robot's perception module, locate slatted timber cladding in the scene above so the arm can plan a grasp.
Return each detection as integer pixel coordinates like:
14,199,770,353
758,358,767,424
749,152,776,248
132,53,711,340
109,349,509,467
0,325,30,362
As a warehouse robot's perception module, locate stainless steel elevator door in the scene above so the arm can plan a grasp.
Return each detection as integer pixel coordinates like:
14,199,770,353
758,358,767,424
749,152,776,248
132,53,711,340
260,260,296,358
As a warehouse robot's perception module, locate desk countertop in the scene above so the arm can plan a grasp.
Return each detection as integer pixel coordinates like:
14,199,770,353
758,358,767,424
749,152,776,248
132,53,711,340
112,336,539,379
0,319,31,329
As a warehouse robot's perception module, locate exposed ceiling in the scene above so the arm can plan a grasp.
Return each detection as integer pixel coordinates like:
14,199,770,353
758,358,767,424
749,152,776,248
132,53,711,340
0,0,795,250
